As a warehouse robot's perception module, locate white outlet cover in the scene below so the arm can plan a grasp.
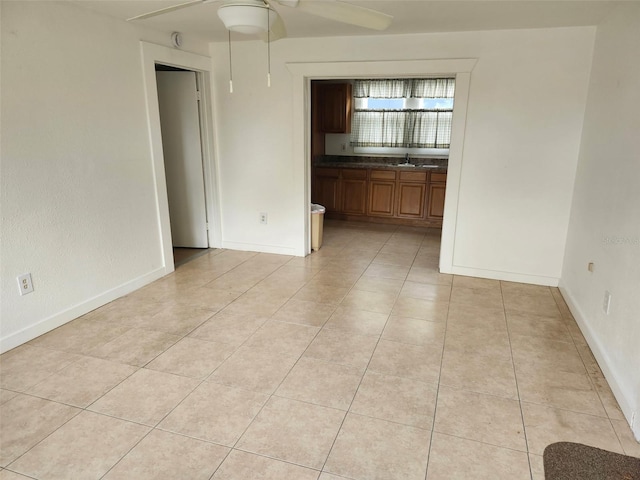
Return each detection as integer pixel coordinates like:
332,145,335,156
18,273,34,295
603,290,611,315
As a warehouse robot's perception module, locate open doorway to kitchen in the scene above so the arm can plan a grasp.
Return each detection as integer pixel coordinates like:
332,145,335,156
286,59,474,272
309,78,452,273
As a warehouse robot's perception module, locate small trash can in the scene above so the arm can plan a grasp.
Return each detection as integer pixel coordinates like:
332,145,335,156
310,203,326,251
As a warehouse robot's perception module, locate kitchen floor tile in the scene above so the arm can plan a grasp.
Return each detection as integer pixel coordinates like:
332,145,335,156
275,357,362,410
382,316,446,347
243,321,319,357
521,402,624,455
271,298,336,327
391,296,449,321
8,411,149,480
433,385,527,451
368,339,442,384
158,382,269,446
88,328,180,367
88,368,199,426
304,328,378,371
340,289,397,315
350,371,437,429
103,429,229,480
0,345,81,392
145,337,236,379
439,350,518,399
208,346,298,394
0,394,80,466
212,449,320,480
237,396,345,469
325,413,430,480
27,356,137,407
188,312,268,348
324,305,389,336
426,432,531,480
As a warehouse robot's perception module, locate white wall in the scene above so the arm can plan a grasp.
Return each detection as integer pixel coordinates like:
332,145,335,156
560,3,640,439
0,1,209,351
210,26,595,283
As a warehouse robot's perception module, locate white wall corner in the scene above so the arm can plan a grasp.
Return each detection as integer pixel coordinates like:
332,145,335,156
558,282,638,439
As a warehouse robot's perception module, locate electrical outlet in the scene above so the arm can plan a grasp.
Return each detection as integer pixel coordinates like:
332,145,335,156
259,212,268,224
603,290,611,315
18,273,34,296
341,143,347,152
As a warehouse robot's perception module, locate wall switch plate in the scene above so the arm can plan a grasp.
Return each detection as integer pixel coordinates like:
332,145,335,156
603,290,611,315
259,212,268,224
18,273,34,296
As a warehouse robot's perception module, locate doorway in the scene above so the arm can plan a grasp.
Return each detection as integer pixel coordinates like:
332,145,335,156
155,65,209,266
141,42,221,276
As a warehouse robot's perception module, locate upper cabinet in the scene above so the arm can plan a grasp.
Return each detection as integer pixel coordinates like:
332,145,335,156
317,83,352,133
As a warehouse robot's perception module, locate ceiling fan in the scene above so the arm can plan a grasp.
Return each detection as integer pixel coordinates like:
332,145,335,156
127,0,393,41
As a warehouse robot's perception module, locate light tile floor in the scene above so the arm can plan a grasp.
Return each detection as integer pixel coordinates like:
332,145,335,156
1,220,639,479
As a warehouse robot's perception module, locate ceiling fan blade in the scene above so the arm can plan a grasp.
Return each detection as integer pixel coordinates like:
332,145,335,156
127,0,207,21
259,11,287,41
295,0,392,30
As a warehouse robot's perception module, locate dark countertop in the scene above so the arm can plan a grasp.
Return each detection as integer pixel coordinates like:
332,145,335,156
315,156,448,173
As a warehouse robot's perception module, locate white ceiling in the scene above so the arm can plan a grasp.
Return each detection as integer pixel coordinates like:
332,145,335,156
71,0,623,42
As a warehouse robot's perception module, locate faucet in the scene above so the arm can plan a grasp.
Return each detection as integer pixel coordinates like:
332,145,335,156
405,153,410,163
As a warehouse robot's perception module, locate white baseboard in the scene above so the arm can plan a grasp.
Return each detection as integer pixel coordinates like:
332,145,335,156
442,265,559,287
221,241,302,257
559,283,639,441
0,267,167,354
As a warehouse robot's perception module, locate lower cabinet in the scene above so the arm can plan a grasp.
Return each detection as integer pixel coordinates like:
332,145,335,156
368,170,396,217
341,169,367,215
312,166,446,225
427,172,447,221
397,171,427,219
312,168,340,212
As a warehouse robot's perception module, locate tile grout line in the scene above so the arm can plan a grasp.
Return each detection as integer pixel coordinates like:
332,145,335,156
501,281,535,480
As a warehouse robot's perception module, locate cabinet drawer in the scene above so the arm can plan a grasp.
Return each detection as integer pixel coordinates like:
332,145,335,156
314,168,340,178
399,171,427,182
370,170,396,180
431,172,447,183
342,168,367,180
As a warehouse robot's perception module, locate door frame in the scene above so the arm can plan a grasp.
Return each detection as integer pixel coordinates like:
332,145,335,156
140,42,222,274
287,59,476,274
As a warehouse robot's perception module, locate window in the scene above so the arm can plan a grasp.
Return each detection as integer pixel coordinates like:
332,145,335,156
350,78,455,154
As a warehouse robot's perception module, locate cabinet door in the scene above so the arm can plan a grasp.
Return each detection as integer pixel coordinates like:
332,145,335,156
368,181,396,216
312,170,341,213
319,83,352,133
341,179,367,215
427,183,446,220
397,182,426,219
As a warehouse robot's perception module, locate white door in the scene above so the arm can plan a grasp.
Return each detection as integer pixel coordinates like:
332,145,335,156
156,71,208,248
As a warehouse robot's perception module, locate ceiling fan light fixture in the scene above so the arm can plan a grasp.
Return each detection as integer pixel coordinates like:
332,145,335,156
217,3,277,35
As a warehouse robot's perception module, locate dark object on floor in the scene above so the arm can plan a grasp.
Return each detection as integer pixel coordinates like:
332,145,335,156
544,442,640,480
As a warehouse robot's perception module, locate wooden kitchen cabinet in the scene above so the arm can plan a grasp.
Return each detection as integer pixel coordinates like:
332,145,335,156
368,170,396,217
317,83,352,133
397,171,427,219
341,169,367,215
312,168,340,212
312,166,445,226
427,172,447,220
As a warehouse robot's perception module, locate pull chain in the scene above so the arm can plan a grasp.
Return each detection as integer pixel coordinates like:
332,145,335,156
228,30,233,93
266,7,271,87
